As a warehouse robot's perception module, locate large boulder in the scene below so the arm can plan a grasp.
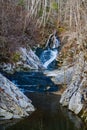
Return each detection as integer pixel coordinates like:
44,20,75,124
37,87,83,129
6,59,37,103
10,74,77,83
0,74,35,120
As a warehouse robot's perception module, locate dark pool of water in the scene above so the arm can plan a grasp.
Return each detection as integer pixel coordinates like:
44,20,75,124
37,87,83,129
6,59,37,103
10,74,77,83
0,92,86,130
3,71,59,92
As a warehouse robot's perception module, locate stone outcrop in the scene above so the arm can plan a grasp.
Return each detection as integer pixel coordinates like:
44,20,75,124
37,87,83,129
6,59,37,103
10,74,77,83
19,47,44,70
44,66,73,85
59,52,87,122
0,74,35,120
0,47,44,73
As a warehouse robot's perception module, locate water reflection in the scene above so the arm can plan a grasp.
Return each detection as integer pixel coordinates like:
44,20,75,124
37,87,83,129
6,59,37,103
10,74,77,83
1,93,86,130
60,106,84,129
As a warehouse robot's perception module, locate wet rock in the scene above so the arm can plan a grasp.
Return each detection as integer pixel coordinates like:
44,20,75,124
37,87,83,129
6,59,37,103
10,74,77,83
0,74,35,120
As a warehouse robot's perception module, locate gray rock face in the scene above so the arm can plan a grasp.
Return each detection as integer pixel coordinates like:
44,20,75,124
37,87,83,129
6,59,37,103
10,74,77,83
60,52,85,114
19,47,44,70
0,74,35,120
44,66,73,85
69,91,83,114
0,47,44,73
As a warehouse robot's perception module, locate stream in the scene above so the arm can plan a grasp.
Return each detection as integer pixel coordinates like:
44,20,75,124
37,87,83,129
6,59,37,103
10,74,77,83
1,92,86,130
0,36,87,130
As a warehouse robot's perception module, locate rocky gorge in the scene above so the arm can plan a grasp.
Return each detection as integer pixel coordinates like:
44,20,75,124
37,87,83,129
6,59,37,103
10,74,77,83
0,0,87,129
0,32,87,125
0,31,59,120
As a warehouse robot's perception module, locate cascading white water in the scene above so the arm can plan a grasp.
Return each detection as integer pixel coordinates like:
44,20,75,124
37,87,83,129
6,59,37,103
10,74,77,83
40,31,60,69
40,49,58,68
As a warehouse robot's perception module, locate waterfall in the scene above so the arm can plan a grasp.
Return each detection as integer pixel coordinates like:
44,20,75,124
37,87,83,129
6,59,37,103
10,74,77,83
40,49,58,68
39,31,60,69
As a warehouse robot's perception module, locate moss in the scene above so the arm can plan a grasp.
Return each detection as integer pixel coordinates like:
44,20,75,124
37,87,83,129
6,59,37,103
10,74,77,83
58,27,66,33
12,52,20,62
18,0,25,6
38,9,43,17
51,2,58,10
